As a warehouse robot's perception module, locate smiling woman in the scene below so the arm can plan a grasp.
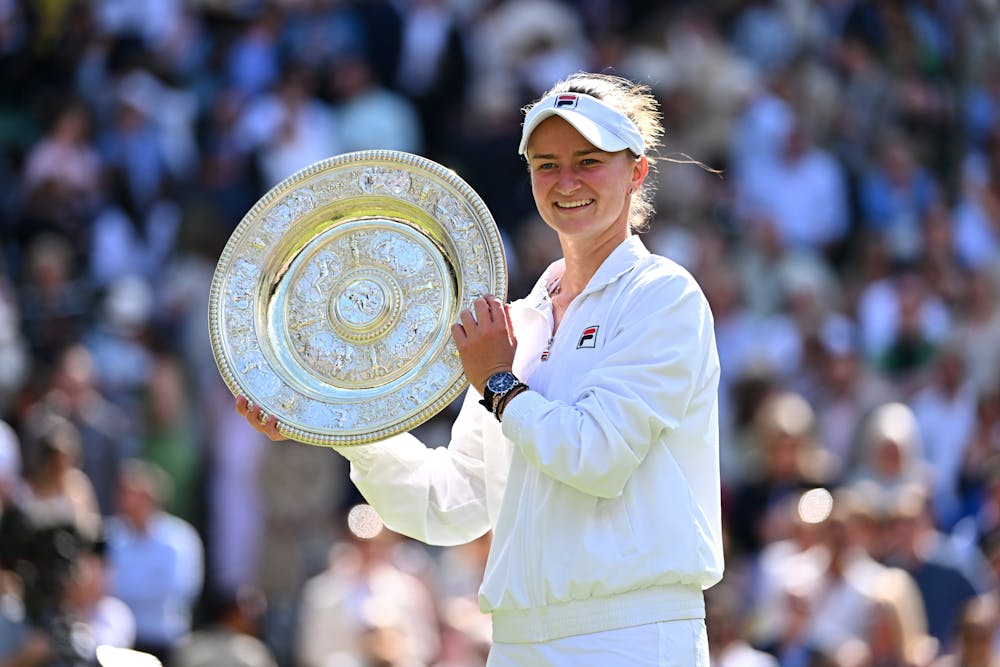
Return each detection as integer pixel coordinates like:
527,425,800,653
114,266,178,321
238,71,724,667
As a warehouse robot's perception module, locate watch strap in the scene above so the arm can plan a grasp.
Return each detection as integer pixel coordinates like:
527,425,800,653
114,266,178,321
479,371,528,420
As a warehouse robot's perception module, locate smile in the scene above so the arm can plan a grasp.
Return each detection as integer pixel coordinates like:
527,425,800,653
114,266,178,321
555,199,593,209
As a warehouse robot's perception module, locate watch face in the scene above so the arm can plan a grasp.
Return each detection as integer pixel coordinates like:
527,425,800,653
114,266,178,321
487,372,517,393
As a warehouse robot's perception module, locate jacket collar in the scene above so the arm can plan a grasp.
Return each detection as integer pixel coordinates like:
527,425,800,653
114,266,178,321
579,235,651,296
524,235,650,309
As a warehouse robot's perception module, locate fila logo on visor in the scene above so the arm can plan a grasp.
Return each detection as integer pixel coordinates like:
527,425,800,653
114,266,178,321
555,94,579,109
577,325,599,349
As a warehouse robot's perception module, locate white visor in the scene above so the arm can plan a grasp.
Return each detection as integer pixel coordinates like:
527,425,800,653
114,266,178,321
518,92,645,157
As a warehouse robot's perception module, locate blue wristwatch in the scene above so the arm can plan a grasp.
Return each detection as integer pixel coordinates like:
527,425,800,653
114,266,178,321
479,371,523,414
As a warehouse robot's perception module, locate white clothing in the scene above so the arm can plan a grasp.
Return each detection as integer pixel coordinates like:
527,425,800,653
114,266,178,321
714,641,779,667
910,381,978,523
341,236,724,645
22,138,102,194
296,556,440,667
236,95,341,188
89,596,137,649
336,88,423,154
105,511,204,646
737,147,849,250
856,277,952,363
487,619,708,667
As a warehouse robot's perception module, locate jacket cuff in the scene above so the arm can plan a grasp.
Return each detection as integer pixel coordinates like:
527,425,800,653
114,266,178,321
499,389,546,443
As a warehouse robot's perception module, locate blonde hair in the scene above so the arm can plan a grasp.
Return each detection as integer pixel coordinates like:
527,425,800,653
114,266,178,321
525,72,664,231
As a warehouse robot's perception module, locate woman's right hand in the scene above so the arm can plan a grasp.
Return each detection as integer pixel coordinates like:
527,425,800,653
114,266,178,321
236,395,287,441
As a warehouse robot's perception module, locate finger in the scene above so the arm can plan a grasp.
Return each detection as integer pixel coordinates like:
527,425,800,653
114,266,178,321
451,322,467,346
263,415,283,441
473,297,492,324
459,308,477,330
236,395,249,415
253,408,280,440
503,302,517,345
247,404,264,428
485,294,506,323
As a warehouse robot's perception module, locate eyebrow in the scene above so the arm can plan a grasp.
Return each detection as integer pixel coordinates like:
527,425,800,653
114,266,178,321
528,148,605,160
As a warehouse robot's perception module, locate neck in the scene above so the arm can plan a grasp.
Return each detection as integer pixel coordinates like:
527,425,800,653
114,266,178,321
557,229,630,295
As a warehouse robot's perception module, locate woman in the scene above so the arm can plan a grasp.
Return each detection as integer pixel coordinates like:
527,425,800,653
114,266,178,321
240,71,724,665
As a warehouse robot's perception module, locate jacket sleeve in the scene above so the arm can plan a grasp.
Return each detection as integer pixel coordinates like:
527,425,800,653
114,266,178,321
337,389,492,546
501,278,718,499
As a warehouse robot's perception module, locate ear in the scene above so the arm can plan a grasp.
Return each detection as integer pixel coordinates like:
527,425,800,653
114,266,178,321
631,155,649,190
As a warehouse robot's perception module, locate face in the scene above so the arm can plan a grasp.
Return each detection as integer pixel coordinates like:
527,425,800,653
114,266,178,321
526,116,647,245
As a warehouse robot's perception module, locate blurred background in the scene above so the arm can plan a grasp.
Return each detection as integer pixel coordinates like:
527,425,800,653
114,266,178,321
1,0,999,666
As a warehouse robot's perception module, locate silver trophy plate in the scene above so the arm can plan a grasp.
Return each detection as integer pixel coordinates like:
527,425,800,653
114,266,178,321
208,151,507,446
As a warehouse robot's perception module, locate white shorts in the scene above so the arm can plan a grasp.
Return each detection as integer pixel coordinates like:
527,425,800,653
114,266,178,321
486,619,709,667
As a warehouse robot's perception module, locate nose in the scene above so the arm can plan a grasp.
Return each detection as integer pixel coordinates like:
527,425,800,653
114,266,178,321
555,165,581,195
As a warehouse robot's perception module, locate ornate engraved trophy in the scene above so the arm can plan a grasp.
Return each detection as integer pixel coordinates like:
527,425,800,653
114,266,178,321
208,151,507,446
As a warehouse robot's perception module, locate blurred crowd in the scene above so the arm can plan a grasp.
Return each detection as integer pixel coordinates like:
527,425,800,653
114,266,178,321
1,0,1000,666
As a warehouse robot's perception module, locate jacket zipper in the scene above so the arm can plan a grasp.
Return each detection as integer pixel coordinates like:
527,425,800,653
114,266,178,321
540,336,554,361
540,293,583,362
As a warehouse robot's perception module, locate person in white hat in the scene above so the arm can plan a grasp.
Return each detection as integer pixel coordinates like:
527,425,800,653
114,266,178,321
241,71,724,666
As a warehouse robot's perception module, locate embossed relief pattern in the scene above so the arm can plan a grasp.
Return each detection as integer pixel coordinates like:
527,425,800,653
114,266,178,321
284,226,444,386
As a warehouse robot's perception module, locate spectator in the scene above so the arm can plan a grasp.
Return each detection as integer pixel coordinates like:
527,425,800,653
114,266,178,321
957,393,1000,520
0,569,54,667
861,567,939,667
104,459,203,663
858,130,941,263
729,391,829,557
61,544,136,651
953,127,1000,270
910,345,979,526
855,266,951,386
880,485,987,653
140,350,201,524
849,403,930,498
84,275,156,416
11,410,101,543
327,54,423,154
0,412,100,628
296,506,440,667
20,100,103,233
735,117,850,255
949,269,1000,396
255,438,344,666
224,7,282,99
830,33,896,178
930,594,1000,667
45,344,130,517
171,586,277,667
17,235,92,368
811,314,898,479
393,0,468,159
98,76,173,216
88,167,182,289
235,65,341,188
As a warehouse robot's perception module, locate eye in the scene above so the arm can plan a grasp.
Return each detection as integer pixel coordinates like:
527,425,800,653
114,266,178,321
534,162,557,171
579,158,601,166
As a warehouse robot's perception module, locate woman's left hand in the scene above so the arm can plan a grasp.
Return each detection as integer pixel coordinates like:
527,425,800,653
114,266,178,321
451,294,517,395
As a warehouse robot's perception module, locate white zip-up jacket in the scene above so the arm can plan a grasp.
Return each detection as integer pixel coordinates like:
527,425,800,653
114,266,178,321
339,236,724,643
